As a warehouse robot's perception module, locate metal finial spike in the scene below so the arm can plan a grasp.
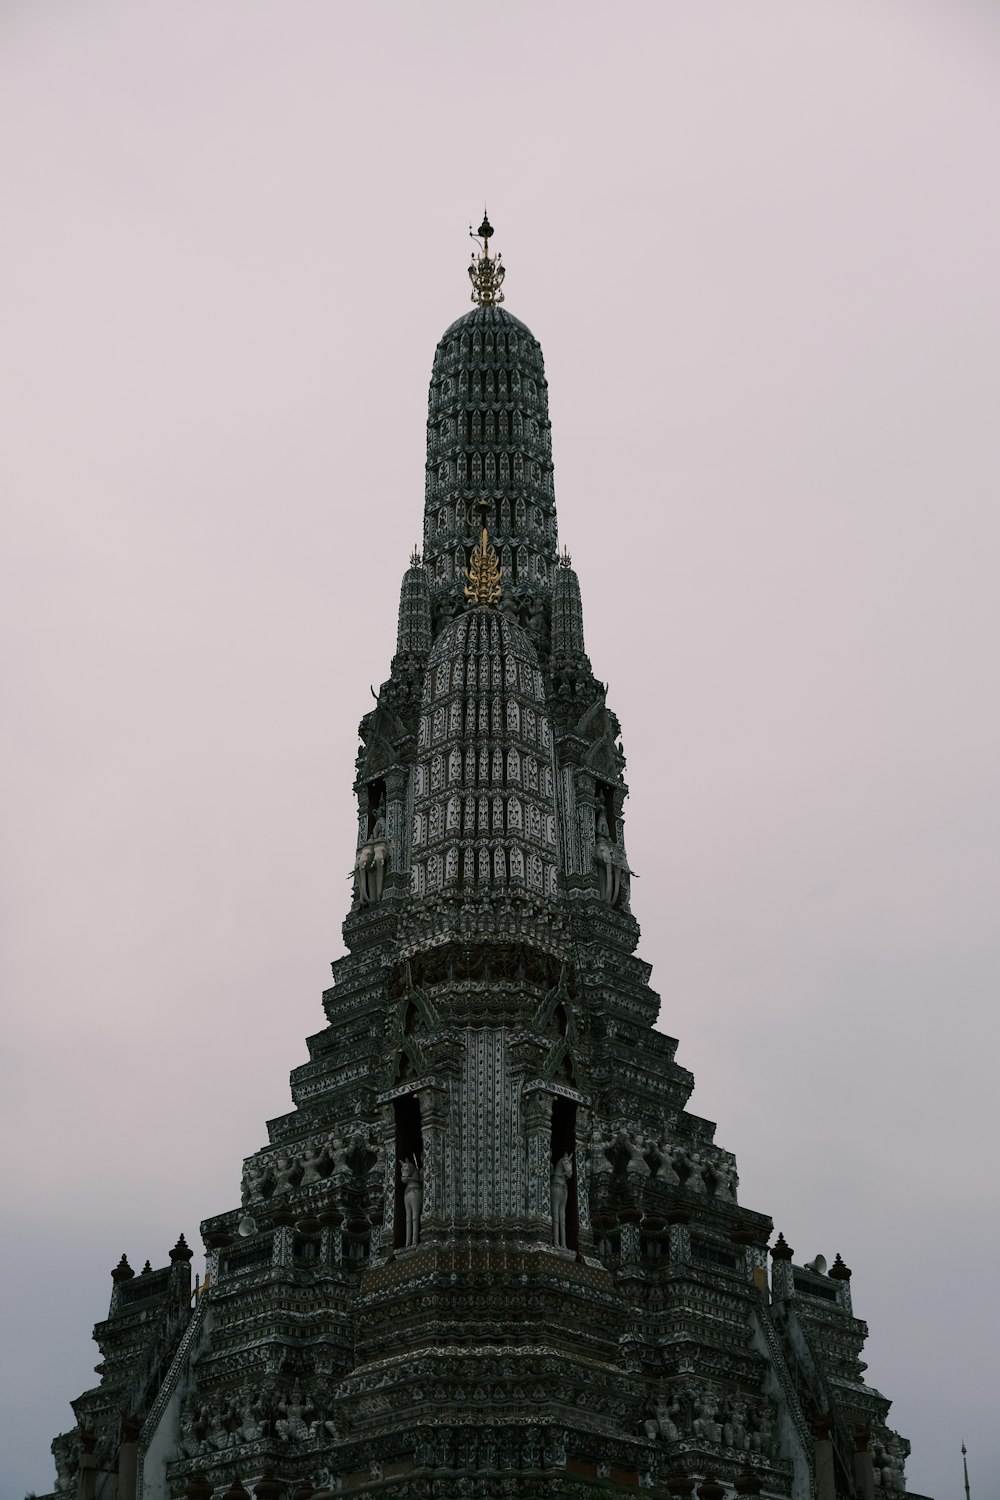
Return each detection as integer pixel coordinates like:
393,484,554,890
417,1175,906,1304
468,214,505,307
464,499,502,606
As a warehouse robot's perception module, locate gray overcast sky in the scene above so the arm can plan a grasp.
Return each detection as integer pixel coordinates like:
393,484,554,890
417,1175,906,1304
2,4,998,1498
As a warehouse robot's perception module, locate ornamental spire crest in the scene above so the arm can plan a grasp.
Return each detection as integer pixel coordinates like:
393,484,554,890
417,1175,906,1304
464,499,502,605
468,212,505,306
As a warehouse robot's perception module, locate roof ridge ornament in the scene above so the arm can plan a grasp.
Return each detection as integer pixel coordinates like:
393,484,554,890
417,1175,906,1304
468,212,505,307
464,499,502,606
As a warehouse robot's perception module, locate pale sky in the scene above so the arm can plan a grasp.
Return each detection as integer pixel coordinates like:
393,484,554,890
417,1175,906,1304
3,4,999,1498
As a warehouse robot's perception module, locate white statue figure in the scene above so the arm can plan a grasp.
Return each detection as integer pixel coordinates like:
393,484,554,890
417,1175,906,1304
370,807,389,902
594,808,622,906
551,1152,574,1248
401,1156,423,1248
355,840,374,905
356,803,390,906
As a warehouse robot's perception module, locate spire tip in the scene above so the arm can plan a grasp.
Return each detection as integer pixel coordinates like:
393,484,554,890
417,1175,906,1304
468,213,505,307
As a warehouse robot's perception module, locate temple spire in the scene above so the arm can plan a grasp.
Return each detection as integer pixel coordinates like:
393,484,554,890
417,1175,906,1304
468,212,505,306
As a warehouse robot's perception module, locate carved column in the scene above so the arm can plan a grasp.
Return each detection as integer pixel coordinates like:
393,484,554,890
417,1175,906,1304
376,1103,396,1254
769,1232,794,1300
523,1085,554,1231
576,777,597,881
76,1431,97,1500
117,1415,140,1500
385,767,408,879
415,1081,450,1236
667,1214,691,1268
813,1414,836,1500
274,1225,294,1268
854,1425,876,1500
619,1220,642,1265
574,1135,593,1249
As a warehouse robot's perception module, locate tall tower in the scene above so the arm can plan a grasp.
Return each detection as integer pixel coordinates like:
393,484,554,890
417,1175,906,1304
44,223,923,1500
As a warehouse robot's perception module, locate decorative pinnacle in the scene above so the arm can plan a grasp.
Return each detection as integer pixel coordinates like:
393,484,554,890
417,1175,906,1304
828,1251,852,1281
468,211,505,307
464,499,502,606
409,545,422,568
559,544,573,569
111,1252,135,1282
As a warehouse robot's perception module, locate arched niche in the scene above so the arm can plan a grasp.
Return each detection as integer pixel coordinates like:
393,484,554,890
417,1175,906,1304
551,1094,579,1253
393,1093,423,1249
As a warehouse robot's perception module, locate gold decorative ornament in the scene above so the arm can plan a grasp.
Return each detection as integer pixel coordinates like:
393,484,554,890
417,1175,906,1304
559,545,573,569
468,212,505,307
410,545,422,568
464,500,502,606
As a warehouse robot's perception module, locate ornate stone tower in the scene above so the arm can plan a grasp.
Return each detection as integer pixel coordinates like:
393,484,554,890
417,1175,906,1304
44,220,926,1500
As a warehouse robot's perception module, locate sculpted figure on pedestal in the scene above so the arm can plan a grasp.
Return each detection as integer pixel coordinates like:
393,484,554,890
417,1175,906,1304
328,1135,350,1175
273,1151,299,1195
645,1392,680,1443
52,1434,79,1494
241,1160,272,1204
657,1142,681,1186
401,1157,423,1247
240,1388,268,1444
682,1150,708,1193
618,1128,650,1179
694,1395,723,1446
710,1159,738,1202
551,1152,573,1248
874,1435,906,1494
275,1383,312,1444
299,1143,327,1184
749,1402,776,1457
725,1396,750,1452
590,1127,614,1176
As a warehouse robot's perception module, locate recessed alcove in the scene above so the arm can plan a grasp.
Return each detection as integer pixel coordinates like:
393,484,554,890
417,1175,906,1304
551,1094,578,1253
393,1093,423,1249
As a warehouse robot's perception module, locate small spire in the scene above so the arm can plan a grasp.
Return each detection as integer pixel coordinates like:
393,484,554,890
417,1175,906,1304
559,544,573,569
409,544,422,568
828,1251,852,1280
111,1253,135,1282
770,1231,794,1261
468,212,505,307
464,499,502,606
962,1441,971,1500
